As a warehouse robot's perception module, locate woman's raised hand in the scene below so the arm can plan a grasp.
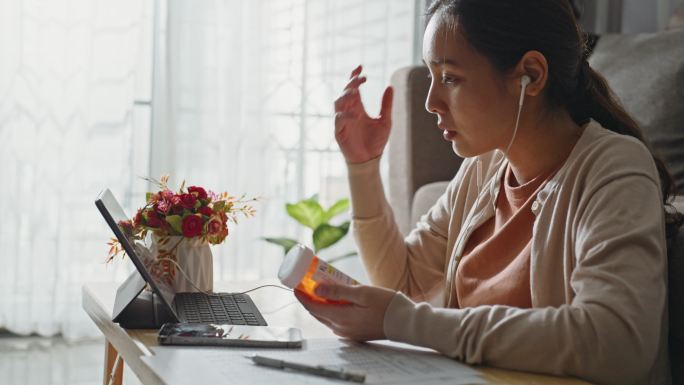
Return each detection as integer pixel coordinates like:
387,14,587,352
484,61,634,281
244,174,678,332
334,65,394,164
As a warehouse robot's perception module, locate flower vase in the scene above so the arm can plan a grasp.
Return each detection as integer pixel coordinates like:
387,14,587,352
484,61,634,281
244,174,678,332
150,234,214,293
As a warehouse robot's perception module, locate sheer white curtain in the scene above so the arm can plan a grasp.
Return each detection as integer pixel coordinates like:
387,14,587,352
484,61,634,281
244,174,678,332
155,0,416,282
0,0,153,339
0,0,416,339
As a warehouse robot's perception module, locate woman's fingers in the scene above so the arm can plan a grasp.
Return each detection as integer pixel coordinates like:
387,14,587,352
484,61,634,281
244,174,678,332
343,75,366,92
294,289,352,322
314,284,365,306
350,65,362,79
379,86,394,121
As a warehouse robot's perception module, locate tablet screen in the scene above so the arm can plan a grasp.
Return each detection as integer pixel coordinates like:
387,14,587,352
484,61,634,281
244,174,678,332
96,189,178,317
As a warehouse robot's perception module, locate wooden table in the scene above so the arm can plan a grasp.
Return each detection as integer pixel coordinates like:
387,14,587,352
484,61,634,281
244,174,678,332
82,280,590,385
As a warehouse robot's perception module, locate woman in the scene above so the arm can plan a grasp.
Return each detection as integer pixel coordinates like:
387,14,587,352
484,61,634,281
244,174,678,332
294,1,680,384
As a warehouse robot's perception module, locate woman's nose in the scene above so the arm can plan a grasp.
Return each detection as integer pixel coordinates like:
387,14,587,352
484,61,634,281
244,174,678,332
425,84,444,115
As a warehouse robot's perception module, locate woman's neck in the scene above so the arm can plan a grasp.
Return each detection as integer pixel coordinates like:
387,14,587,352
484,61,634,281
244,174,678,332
505,110,585,187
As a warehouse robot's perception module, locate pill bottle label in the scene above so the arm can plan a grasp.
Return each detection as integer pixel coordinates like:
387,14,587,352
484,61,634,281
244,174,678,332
296,256,358,304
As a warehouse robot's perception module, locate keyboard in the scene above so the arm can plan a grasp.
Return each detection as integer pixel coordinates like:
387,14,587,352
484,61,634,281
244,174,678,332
174,292,267,326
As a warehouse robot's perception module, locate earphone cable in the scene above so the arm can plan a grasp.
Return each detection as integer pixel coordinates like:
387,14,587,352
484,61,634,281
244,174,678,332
152,257,292,297
504,77,528,157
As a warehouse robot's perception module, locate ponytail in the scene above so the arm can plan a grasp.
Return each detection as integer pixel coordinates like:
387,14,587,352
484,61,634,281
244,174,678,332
569,59,684,235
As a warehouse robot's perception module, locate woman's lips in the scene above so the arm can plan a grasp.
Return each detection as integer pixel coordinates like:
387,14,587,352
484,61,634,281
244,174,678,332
443,129,457,141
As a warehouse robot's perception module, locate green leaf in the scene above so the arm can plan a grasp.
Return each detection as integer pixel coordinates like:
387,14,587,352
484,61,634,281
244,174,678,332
165,215,183,234
322,198,349,224
313,221,350,252
213,201,226,212
262,237,299,254
286,199,325,229
326,251,358,265
146,192,154,203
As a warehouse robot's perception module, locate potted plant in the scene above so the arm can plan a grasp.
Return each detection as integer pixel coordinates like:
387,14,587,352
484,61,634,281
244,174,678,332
107,175,257,292
263,194,356,264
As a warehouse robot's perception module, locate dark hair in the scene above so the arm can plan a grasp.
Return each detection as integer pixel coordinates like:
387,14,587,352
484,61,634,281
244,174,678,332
426,0,683,234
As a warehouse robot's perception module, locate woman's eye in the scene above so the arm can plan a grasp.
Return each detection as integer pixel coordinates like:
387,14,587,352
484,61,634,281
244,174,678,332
441,75,458,84
427,73,458,85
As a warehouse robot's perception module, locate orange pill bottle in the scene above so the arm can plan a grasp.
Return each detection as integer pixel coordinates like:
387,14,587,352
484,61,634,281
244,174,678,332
278,244,358,304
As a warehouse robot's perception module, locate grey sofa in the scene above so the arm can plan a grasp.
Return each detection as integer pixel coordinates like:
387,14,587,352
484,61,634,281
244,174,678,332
387,28,684,380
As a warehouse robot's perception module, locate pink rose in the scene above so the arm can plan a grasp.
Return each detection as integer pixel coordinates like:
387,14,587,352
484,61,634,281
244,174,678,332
157,200,171,214
170,195,182,206
181,215,203,237
161,189,174,200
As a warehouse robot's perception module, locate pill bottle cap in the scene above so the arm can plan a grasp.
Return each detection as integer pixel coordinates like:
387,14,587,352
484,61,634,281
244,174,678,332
278,244,315,288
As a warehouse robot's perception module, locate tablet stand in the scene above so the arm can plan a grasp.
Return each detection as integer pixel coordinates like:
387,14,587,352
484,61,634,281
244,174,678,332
112,271,177,329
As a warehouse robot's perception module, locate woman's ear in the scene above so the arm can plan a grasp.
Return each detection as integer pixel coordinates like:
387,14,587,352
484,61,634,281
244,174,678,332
516,50,548,97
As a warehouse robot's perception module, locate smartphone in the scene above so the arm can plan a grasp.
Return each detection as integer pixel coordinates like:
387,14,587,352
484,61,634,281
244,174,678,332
157,323,303,348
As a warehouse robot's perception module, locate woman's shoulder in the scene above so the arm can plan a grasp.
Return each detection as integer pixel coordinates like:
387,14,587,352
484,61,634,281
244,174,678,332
583,120,651,155
561,120,661,190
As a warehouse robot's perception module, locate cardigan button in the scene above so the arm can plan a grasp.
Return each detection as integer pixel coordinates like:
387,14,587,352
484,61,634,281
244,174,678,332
531,201,540,212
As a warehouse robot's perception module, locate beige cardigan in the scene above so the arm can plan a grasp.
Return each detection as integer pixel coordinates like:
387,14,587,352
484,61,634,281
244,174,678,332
347,120,669,385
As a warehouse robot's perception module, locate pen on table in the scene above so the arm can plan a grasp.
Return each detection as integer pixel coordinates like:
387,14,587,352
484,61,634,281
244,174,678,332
247,354,366,383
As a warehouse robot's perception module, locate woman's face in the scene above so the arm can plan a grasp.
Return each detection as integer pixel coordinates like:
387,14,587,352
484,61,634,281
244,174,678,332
422,12,519,158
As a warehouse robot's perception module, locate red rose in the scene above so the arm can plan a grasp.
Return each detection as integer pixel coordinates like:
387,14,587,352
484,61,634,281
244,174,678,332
133,209,143,227
206,218,229,244
180,193,197,210
188,186,208,200
181,215,203,237
118,220,134,237
199,206,213,216
146,209,162,228
218,211,228,225
207,219,222,234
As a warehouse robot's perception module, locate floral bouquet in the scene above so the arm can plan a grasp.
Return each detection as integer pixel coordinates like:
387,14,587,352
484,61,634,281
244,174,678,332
107,176,257,291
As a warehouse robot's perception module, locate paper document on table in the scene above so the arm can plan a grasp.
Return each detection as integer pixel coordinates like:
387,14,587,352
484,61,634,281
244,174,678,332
142,338,485,384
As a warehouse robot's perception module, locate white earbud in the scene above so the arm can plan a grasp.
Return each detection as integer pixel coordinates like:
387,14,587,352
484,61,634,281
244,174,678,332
519,75,531,107
504,75,531,156
521,74,531,88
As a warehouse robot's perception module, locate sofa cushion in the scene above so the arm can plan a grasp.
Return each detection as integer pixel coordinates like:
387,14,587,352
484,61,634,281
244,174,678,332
411,181,450,226
589,29,684,192
669,197,684,334
670,197,684,381
590,31,684,380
